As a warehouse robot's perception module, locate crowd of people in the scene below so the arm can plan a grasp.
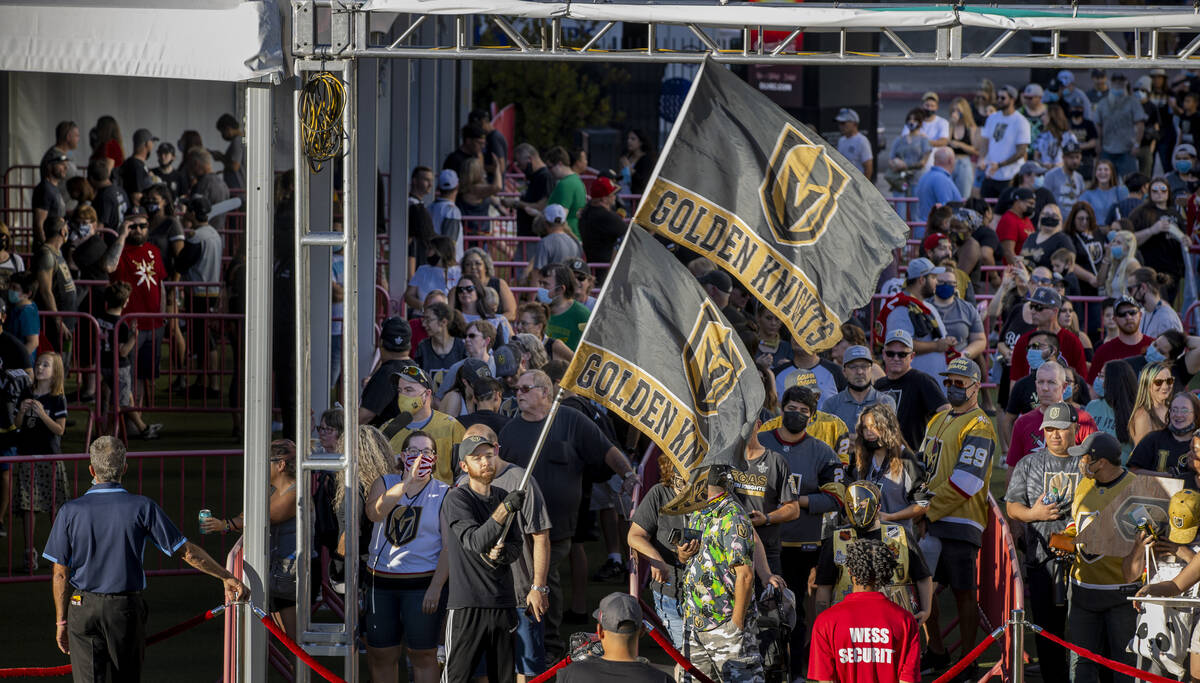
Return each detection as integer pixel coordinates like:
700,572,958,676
27,68,1200,683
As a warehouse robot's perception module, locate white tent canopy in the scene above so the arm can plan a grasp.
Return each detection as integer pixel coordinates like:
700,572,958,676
0,0,283,82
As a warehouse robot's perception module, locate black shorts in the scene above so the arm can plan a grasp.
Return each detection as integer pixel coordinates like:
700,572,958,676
933,537,980,591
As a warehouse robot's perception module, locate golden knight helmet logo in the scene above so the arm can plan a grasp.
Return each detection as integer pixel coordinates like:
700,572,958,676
759,123,849,245
682,299,745,417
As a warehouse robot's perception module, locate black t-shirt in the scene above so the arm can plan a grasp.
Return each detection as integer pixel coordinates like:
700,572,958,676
517,167,553,237
578,204,627,265
1071,231,1106,294
874,369,947,450
1020,231,1074,270
631,482,688,599
442,148,473,177
16,392,67,456
440,484,523,610
499,406,614,541
1129,428,1192,474
558,658,673,683
1006,374,1038,417
119,157,153,196
1177,111,1200,147
407,199,436,265
152,165,184,196
815,525,929,587
97,312,132,371
729,450,795,559
33,246,77,314
1000,303,1036,352
1129,204,1187,281
148,217,185,275
458,409,510,434
94,184,129,230
70,233,114,282
360,358,415,427
32,179,65,222
972,226,1001,256
414,338,467,390
1069,119,1100,160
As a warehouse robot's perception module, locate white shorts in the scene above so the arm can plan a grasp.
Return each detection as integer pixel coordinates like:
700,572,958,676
589,475,633,519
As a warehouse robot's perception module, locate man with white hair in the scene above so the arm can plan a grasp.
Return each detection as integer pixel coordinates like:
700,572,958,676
1006,361,1098,469
44,437,248,680
916,147,963,221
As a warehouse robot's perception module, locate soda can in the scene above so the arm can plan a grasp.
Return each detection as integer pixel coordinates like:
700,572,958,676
198,509,213,534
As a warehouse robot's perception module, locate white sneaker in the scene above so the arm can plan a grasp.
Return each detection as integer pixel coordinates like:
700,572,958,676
437,645,446,664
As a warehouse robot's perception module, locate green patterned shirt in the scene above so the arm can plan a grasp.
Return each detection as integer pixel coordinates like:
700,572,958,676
682,493,756,631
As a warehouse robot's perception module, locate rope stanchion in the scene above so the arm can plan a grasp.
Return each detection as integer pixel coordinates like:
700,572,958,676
254,605,347,683
643,618,718,683
528,656,573,683
930,625,1006,683
1033,624,1180,683
0,603,231,678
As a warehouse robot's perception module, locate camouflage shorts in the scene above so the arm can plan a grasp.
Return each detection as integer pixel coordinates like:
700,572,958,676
679,615,764,683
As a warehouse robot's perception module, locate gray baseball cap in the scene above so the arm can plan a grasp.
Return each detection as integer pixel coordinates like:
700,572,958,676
843,345,873,365
1040,402,1078,430
592,592,642,634
883,329,914,350
906,257,945,281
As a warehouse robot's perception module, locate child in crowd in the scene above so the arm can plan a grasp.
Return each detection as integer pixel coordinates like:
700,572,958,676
98,282,161,440
14,352,68,572
4,271,39,369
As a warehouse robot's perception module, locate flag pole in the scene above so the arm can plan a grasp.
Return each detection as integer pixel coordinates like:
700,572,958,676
510,61,711,495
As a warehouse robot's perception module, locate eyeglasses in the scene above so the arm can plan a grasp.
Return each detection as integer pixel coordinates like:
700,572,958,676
516,384,544,394
883,350,911,359
457,285,475,293
1153,378,1176,387
404,447,435,456
316,425,337,434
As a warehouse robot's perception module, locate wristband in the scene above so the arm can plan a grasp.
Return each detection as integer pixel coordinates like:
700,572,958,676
56,620,67,626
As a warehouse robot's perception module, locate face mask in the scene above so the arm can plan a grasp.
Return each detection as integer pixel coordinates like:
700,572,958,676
946,384,971,407
536,287,554,305
905,122,918,133
782,410,809,434
1092,376,1105,399
1026,347,1047,371
847,379,872,392
396,393,423,414
863,439,881,451
75,223,93,241
1176,160,1194,174
1034,175,1045,189
935,283,956,300
1040,216,1060,228
1137,90,1150,102
1022,206,1035,218
1063,383,1073,401
6,291,17,304
1146,346,1167,363
146,203,161,215
403,450,436,479
1171,422,1195,436
1112,245,1125,260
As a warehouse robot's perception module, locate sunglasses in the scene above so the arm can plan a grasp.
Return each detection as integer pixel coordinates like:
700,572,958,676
943,379,974,389
1151,187,1170,193
1153,378,1176,387
1030,277,1053,286
1029,303,1051,313
516,384,544,394
466,332,483,340
457,285,475,293
883,350,911,359
574,272,589,281
396,365,430,385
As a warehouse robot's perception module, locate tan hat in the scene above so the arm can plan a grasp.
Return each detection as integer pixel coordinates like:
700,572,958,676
922,91,939,103
1170,490,1200,544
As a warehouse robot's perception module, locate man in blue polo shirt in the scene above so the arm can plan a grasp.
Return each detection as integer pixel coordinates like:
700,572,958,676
916,147,963,224
44,436,247,681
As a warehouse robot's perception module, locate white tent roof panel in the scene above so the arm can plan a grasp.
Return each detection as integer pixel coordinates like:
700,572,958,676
0,0,283,82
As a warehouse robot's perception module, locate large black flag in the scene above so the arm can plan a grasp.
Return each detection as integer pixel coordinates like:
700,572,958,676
560,226,764,480
634,61,909,353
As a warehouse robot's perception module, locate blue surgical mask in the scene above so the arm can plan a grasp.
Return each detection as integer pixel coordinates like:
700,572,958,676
1027,347,1047,371
1176,160,1194,174
1146,345,1167,363
1092,376,1105,399
536,287,553,305
6,290,17,304
1034,175,1045,189
1063,383,1073,401
1112,245,1125,260
935,283,956,300
146,202,161,215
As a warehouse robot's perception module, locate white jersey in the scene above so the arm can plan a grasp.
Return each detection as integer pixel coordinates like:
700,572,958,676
366,475,449,576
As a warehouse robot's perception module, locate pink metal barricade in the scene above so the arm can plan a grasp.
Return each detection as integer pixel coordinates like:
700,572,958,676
0,448,243,581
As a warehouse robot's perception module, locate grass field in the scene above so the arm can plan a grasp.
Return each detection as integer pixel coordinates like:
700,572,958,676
0,394,1023,682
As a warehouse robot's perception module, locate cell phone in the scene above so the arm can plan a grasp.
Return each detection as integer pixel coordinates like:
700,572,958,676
668,528,683,545
668,528,702,545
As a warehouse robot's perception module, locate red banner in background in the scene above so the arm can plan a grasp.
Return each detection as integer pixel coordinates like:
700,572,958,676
491,103,516,166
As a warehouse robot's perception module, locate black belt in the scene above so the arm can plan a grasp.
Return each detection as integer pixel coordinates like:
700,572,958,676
76,588,143,597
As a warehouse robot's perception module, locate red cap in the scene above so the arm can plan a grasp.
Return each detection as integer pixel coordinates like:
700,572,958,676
589,176,619,199
922,232,949,253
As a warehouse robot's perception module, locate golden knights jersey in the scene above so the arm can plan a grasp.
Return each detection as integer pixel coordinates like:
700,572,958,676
919,407,998,546
832,524,918,613
760,411,851,464
1066,472,1137,588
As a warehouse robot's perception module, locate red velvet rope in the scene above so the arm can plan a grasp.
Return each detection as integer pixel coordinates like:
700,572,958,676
1035,625,1181,683
258,612,347,683
528,656,573,683
930,627,1004,683
0,604,226,678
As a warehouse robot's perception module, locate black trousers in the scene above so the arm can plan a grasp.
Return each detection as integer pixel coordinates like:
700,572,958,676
980,176,1010,200
443,606,517,683
781,546,820,678
67,590,147,683
1027,562,1070,683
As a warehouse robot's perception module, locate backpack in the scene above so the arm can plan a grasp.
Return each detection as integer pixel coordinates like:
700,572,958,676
310,471,341,554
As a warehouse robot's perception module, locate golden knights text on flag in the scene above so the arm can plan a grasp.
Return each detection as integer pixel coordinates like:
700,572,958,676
634,61,909,353
560,227,764,479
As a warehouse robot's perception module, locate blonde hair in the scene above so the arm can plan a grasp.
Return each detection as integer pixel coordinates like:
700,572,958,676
1105,229,1139,296
950,97,977,129
37,352,65,396
334,425,396,510
1129,361,1171,437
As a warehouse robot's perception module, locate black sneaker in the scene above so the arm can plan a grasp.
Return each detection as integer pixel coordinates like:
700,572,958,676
922,650,951,675
592,558,626,581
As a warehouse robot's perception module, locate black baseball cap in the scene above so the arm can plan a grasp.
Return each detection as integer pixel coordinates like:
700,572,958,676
1068,431,1122,464
1012,187,1036,202
699,270,732,294
1027,286,1063,309
379,317,412,351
